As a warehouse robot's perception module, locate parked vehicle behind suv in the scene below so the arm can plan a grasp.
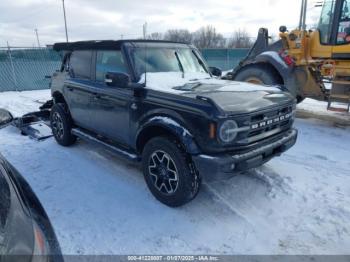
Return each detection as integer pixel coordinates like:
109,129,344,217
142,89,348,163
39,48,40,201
50,40,298,207
0,109,63,262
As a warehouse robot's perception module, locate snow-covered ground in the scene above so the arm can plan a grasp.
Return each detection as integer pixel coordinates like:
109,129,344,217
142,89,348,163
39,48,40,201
298,98,350,124
0,90,350,255
0,90,50,117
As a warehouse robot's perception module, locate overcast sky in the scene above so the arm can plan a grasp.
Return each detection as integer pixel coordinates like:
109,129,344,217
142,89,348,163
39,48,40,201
0,0,322,47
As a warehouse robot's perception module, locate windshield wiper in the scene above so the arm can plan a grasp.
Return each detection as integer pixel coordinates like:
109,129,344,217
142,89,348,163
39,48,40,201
192,50,209,74
175,51,185,78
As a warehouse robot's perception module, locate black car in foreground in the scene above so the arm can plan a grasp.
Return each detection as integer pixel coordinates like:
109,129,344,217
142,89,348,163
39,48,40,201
0,109,63,262
50,40,298,207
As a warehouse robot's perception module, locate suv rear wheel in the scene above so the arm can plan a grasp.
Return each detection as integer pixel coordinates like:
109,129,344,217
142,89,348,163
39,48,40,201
50,103,77,147
142,136,201,207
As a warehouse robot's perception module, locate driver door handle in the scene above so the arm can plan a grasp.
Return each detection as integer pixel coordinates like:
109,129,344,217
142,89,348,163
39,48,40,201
93,94,110,102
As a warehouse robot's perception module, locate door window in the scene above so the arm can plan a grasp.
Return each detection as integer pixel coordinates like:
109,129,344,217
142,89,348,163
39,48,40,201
96,51,128,82
337,0,350,44
69,50,92,79
318,0,337,44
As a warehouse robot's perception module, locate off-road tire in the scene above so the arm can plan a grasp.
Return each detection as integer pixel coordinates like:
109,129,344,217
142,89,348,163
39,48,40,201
234,65,282,86
234,65,306,103
142,136,201,207
50,103,76,147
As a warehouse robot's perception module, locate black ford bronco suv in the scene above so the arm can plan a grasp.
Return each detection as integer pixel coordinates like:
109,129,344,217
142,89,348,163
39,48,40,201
50,40,297,207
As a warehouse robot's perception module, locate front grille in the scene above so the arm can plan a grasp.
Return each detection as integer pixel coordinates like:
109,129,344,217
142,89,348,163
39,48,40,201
247,104,294,140
233,103,295,147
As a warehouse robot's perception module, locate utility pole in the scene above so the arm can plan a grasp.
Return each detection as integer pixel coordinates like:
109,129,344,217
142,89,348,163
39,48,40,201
34,28,41,47
120,34,124,40
62,0,69,42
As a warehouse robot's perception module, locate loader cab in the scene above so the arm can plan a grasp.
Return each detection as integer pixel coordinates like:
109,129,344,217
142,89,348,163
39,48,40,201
318,0,350,45
311,0,350,58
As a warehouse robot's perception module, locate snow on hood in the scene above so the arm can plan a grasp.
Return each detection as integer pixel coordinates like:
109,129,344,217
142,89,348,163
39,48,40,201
138,72,282,94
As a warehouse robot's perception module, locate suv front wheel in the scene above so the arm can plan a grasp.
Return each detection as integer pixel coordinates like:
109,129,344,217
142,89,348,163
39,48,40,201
142,136,201,207
50,103,77,147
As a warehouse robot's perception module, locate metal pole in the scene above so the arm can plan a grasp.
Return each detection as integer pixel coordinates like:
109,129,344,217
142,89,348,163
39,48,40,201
143,22,147,39
302,0,308,30
226,48,229,70
35,28,41,47
299,0,305,30
7,42,18,91
62,0,69,42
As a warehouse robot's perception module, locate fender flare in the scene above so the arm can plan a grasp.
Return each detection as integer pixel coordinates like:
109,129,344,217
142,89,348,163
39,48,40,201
251,51,301,96
136,116,201,155
254,51,290,77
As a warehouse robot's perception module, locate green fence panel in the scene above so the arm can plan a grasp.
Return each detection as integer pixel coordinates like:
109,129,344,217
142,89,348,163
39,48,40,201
0,48,61,92
201,48,249,71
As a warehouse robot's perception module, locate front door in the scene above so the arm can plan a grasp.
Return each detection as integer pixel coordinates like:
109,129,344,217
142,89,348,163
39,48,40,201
89,50,133,145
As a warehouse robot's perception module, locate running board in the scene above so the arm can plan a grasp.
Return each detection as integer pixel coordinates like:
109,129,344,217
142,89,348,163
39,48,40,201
71,128,140,162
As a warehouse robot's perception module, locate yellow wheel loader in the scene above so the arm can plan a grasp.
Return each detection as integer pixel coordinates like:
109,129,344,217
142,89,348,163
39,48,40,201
230,0,350,111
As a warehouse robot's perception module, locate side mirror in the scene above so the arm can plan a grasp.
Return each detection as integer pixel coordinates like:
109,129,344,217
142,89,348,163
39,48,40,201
105,72,131,88
279,25,287,33
0,109,13,129
209,67,222,77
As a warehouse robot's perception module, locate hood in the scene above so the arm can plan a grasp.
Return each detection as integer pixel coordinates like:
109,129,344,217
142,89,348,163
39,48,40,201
141,72,295,114
183,82,294,114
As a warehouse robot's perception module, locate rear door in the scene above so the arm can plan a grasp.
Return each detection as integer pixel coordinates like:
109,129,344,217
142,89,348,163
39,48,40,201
89,50,133,145
64,50,95,130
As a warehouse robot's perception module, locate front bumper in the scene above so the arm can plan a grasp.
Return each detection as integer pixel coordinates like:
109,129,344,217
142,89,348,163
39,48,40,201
192,129,298,181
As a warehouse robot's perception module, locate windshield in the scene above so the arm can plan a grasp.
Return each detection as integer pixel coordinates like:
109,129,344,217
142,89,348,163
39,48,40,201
130,47,209,80
318,0,336,44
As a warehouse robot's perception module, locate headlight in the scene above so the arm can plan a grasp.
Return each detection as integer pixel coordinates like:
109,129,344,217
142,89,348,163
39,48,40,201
218,120,238,143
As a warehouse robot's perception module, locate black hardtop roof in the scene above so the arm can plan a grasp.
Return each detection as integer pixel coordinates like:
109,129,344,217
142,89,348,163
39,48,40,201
53,40,191,51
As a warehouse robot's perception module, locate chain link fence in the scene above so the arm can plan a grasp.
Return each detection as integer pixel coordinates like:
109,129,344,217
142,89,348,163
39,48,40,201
0,47,61,92
0,47,249,92
201,48,249,71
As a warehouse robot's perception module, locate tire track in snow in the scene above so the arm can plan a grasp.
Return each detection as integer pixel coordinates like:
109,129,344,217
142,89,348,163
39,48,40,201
203,182,255,226
283,153,350,176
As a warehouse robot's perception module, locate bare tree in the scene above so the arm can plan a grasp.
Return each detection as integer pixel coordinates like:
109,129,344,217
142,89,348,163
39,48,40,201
227,29,253,48
192,25,225,49
163,29,193,43
147,32,163,40
145,27,253,49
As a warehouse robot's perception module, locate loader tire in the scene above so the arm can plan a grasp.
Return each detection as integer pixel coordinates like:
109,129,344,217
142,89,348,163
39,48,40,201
50,103,77,147
234,65,282,86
